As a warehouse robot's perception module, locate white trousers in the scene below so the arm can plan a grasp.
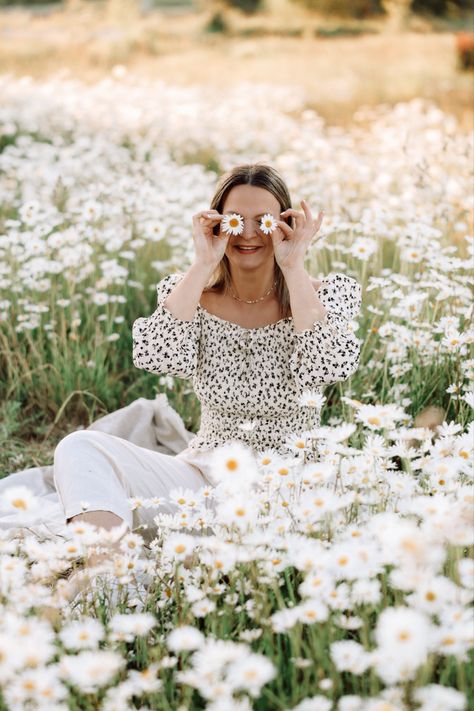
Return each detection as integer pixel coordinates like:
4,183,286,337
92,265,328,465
53,430,213,540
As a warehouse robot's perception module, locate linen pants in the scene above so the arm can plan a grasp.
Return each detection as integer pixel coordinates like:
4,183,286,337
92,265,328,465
53,430,212,542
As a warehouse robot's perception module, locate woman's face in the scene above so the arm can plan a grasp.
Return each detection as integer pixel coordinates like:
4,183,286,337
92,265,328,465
220,184,282,270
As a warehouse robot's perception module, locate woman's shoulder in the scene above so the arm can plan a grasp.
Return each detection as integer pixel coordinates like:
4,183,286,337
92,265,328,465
310,276,323,291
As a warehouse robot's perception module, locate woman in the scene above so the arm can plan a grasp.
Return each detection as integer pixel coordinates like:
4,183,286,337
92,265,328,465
52,162,362,546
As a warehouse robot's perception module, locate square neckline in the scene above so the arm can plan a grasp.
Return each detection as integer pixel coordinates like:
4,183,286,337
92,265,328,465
196,302,292,331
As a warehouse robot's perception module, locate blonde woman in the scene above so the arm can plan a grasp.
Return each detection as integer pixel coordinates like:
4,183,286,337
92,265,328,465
40,163,362,600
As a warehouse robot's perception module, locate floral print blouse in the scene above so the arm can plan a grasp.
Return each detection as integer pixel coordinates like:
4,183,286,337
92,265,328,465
132,271,362,460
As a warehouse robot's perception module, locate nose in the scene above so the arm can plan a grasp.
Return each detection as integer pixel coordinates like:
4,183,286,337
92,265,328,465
241,218,258,241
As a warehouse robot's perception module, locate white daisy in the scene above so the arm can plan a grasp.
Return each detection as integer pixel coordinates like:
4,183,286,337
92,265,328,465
298,390,327,409
209,441,259,491
59,618,105,650
259,213,278,235
58,650,124,693
225,652,276,697
216,494,259,531
163,532,197,562
0,485,38,514
461,390,474,408
221,213,244,236
109,612,156,641
167,625,205,652
238,419,258,432
284,432,311,455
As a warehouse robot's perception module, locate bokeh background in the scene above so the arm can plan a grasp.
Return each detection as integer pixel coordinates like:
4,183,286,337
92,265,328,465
1,0,473,127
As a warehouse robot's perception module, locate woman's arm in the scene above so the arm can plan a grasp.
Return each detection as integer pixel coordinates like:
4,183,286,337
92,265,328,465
162,261,215,322
132,263,211,379
286,270,362,391
283,266,328,332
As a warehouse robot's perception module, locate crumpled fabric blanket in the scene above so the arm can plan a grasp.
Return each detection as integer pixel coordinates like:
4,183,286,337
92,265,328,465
0,394,195,539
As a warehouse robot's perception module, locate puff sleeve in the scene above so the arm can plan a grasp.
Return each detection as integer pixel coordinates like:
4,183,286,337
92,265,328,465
289,272,362,392
132,272,200,379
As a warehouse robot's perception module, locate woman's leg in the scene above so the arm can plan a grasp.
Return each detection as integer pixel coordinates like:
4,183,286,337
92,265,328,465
53,430,209,599
53,429,208,534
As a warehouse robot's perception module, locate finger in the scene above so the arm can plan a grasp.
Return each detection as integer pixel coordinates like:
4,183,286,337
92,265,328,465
300,199,314,222
194,212,213,223
280,208,304,224
203,212,223,220
276,220,293,239
312,211,324,231
280,211,304,232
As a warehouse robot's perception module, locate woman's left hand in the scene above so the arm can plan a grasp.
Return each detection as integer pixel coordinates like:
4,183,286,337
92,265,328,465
272,199,324,273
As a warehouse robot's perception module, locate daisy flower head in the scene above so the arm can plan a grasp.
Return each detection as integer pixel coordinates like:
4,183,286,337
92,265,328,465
59,618,105,650
209,441,259,491
284,432,311,455
256,448,280,469
221,213,244,236
298,390,327,409
216,493,259,532
163,532,197,563
259,213,278,235
0,485,38,514
167,625,205,652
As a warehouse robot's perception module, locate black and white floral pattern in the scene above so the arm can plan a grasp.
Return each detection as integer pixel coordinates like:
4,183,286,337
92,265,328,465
132,271,362,458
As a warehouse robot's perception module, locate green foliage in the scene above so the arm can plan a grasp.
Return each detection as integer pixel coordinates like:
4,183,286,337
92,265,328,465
294,0,473,17
0,0,61,5
204,10,230,33
411,0,473,15
222,0,264,13
291,0,385,19
237,25,304,36
315,25,378,37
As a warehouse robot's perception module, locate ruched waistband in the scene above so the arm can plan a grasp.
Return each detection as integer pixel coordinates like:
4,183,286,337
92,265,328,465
198,406,316,445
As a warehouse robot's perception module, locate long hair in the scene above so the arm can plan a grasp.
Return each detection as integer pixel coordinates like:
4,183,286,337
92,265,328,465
203,163,295,319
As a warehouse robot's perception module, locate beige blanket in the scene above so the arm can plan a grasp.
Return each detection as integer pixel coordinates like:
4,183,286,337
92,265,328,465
0,394,194,538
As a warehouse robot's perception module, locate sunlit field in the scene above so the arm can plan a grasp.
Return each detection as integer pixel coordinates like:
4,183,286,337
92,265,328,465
0,64,473,711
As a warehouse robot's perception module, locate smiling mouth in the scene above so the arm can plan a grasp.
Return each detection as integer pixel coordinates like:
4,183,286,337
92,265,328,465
234,246,262,252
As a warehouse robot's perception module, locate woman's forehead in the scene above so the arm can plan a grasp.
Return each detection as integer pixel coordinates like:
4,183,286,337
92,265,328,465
222,194,280,215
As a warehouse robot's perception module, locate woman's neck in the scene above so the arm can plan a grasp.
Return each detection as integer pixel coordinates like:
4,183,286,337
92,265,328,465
228,267,277,302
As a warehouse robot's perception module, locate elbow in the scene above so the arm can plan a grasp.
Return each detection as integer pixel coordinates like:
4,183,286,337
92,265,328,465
325,350,361,386
132,352,143,371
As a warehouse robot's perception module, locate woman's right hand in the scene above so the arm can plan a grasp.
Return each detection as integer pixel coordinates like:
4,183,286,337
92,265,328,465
192,210,230,270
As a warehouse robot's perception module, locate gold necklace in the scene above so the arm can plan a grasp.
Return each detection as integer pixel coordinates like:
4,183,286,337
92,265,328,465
229,280,277,305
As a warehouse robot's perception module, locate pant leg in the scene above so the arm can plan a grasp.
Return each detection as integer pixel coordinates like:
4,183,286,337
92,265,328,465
53,430,210,537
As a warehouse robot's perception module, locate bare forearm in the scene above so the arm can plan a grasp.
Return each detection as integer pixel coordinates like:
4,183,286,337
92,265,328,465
283,267,327,333
163,261,214,322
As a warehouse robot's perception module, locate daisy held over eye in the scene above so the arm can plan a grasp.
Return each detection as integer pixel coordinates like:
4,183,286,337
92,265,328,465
221,212,279,237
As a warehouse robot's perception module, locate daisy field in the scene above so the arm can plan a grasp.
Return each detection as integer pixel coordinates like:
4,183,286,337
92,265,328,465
0,54,473,711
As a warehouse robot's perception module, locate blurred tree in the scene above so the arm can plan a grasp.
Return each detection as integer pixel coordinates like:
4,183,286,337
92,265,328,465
204,8,230,31
411,0,473,13
222,0,264,13
382,0,412,29
291,0,472,16
290,0,385,19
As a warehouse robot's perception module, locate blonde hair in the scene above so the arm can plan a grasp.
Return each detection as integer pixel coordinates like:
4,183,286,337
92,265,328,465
203,162,294,319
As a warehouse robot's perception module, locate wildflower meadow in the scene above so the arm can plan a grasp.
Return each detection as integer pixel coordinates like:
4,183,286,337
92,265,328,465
0,70,473,711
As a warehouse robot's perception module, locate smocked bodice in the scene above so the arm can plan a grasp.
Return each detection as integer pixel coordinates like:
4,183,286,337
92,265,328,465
132,271,362,460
